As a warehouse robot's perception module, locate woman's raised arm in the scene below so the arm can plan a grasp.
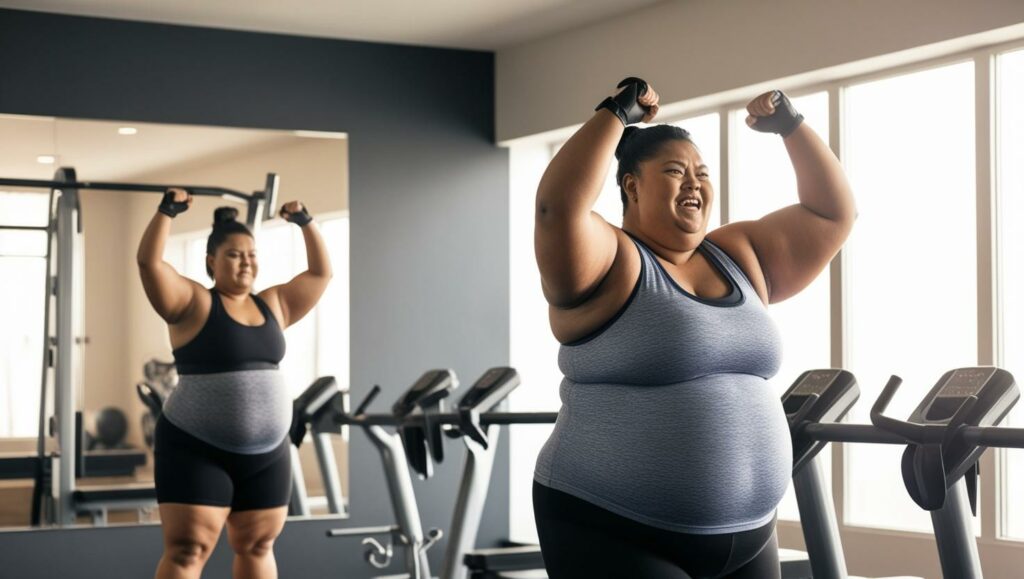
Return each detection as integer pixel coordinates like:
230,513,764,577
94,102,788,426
535,78,659,308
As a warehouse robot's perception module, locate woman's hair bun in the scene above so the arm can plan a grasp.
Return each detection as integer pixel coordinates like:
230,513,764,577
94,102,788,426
614,126,641,160
213,206,239,226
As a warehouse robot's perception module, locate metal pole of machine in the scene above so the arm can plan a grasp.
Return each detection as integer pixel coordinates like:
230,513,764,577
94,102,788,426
289,446,311,517
793,455,848,579
932,479,983,579
440,425,499,579
54,170,78,526
313,432,346,515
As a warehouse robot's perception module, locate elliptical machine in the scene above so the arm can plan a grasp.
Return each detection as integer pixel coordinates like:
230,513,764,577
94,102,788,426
288,376,351,517
324,369,457,579
324,367,557,579
431,367,555,579
782,369,918,579
784,367,1024,578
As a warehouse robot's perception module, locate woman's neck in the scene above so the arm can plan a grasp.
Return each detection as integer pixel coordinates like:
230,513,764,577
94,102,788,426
214,285,250,301
622,223,703,266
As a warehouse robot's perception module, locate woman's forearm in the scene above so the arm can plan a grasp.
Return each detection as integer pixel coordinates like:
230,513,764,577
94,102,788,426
536,110,624,220
784,123,857,225
299,221,332,278
137,211,172,267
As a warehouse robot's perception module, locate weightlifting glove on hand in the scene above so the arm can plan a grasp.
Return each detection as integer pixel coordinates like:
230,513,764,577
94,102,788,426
158,188,191,218
746,90,804,137
279,201,313,226
596,77,660,126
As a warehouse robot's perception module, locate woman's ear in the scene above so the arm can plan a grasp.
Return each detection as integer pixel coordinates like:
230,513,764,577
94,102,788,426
622,173,640,204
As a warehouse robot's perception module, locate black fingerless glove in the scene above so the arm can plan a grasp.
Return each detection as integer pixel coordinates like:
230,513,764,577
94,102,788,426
157,190,189,218
595,77,650,126
749,90,804,137
282,206,313,227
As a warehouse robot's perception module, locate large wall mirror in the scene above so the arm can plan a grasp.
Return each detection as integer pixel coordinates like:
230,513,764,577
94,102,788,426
0,113,350,528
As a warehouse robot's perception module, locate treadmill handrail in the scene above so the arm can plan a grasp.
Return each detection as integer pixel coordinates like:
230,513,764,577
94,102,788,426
336,411,558,428
800,422,907,445
870,375,958,444
958,425,1024,448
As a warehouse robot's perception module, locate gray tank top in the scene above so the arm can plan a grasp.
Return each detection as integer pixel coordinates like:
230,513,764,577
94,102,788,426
534,235,791,534
163,290,291,454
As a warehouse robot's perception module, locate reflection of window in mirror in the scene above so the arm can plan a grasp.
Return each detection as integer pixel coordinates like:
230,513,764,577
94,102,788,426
0,191,49,438
0,116,350,527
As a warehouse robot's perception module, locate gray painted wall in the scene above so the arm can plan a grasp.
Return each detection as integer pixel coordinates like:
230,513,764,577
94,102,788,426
0,9,510,578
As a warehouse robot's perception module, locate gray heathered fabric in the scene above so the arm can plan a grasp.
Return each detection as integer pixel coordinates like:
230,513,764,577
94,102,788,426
534,237,791,534
162,369,292,454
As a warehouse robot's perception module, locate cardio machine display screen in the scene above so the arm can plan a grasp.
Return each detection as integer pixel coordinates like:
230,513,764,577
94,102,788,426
790,369,841,395
937,367,996,397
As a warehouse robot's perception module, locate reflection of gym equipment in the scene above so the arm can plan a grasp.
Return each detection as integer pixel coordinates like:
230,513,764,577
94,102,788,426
85,407,131,450
0,171,279,226
0,407,145,482
0,167,279,526
135,359,177,449
289,377,350,517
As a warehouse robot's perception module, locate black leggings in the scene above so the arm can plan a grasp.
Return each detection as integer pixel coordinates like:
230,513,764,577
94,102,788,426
154,416,292,511
533,482,780,579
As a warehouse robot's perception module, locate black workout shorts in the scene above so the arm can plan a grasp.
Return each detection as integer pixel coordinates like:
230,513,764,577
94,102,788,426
154,416,292,511
533,481,780,579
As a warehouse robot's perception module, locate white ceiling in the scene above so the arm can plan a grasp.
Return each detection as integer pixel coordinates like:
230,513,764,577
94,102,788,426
0,1,663,182
0,114,341,182
0,0,664,50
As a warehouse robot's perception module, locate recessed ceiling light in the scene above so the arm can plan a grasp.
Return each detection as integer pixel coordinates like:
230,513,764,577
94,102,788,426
37,155,56,164
292,130,347,139
118,127,138,135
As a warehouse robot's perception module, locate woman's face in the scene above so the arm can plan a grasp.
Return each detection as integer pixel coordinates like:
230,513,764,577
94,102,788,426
208,233,258,290
624,139,714,244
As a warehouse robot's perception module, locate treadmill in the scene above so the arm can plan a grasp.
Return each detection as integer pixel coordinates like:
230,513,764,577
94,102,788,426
325,369,457,579
785,367,1024,578
288,377,351,517
783,369,918,579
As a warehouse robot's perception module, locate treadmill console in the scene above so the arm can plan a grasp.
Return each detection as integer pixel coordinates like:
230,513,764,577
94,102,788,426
393,369,458,479
458,367,521,413
781,369,860,473
909,367,1016,427
790,369,842,396
392,369,457,417
887,367,1019,510
782,369,859,423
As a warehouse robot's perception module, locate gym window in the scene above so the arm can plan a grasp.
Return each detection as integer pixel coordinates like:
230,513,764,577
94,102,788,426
843,60,979,534
997,46,1024,541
